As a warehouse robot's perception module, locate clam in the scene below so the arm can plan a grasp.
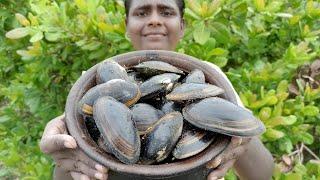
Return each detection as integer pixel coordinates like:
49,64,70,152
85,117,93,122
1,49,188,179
133,61,184,77
172,126,215,159
161,101,182,114
183,69,205,84
140,112,183,164
140,73,180,99
182,97,266,137
131,103,163,135
166,83,224,102
96,61,130,84
127,71,144,85
79,79,141,115
93,96,140,164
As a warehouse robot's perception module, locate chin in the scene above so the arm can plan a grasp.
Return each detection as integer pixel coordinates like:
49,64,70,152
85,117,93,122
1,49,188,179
140,41,170,50
142,45,170,50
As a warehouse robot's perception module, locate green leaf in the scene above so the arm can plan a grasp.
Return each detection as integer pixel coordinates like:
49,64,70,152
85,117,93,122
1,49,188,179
208,48,228,56
302,105,319,116
284,173,302,180
0,116,10,123
210,22,231,45
5,27,29,39
259,107,272,122
204,38,216,50
193,22,210,45
212,56,228,67
30,31,43,42
279,137,293,153
266,115,297,127
15,13,30,26
45,32,61,42
300,132,314,145
81,41,102,51
264,128,285,140
277,80,288,94
293,163,307,174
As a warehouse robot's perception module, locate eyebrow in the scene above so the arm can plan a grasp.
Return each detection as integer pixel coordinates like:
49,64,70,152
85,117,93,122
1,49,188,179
133,3,176,11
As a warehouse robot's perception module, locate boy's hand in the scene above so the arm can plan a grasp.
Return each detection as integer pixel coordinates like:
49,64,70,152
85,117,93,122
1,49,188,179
40,114,108,180
206,137,251,180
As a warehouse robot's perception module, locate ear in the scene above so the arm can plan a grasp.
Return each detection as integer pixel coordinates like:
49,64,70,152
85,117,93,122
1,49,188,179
125,18,130,38
179,19,185,39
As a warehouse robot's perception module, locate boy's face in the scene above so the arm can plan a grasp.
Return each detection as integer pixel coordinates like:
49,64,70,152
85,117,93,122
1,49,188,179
126,0,185,51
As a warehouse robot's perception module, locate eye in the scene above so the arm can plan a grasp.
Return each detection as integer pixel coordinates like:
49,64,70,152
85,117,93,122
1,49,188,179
136,11,148,17
161,10,175,17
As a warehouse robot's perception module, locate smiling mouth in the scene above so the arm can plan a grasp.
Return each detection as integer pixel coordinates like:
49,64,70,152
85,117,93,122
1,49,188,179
144,34,166,40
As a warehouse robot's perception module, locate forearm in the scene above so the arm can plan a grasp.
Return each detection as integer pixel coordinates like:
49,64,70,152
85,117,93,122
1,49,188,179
233,137,274,180
53,166,73,180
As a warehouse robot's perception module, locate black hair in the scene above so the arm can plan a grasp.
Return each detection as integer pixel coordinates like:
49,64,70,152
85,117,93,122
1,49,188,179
124,0,185,19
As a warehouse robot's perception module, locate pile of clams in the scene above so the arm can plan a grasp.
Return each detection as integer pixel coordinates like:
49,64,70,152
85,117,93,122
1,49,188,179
79,60,265,165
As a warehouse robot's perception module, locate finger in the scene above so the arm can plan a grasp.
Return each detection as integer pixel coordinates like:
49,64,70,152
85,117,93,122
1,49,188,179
51,149,77,160
77,150,109,173
70,171,90,180
52,149,108,174
206,156,222,169
230,137,242,147
220,145,247,163
43,114,67,136
56,159,107,180
40,134,77,154
207,159,236,180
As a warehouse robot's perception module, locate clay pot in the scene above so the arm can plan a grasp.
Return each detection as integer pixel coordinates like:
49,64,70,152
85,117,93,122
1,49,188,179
65,50,238,179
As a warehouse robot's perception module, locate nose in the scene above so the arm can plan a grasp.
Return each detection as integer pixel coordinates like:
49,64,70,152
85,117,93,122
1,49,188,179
147,11,163,27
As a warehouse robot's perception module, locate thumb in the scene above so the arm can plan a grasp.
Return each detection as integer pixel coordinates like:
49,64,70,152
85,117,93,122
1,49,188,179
40,134,77,154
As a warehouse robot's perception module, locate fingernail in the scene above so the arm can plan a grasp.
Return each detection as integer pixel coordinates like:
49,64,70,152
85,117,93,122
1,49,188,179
95,164,108,173
232,137,242,146
95,173,104,180
206,158,221,169
81,175,90,180
64,141,76,149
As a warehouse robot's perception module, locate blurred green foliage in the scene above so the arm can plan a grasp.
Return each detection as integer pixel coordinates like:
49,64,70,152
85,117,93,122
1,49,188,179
0,0,319,179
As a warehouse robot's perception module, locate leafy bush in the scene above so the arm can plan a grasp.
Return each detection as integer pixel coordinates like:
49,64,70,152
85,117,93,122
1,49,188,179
1,0,319,179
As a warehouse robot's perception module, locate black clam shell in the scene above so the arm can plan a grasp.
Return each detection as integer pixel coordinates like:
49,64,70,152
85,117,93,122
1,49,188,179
183,69,205,84
141,112,183,164
79,79,141,115
172,127,215,159
93,96,140,164
96,60,130,84
182,97,266,137
140,73,180,99
166,83,225,102
131,103,163,135
133,61,184,77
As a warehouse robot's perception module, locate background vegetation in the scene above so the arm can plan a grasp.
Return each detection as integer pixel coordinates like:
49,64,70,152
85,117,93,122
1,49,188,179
0,0,319,179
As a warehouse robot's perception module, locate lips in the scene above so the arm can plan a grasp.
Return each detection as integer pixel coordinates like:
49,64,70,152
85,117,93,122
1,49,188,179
143,32,166,37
